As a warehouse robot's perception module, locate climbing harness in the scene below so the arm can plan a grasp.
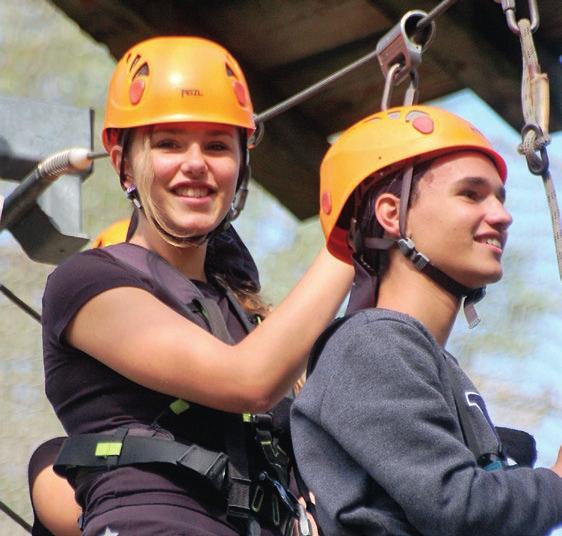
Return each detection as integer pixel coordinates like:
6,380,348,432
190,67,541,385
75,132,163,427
494,0,562,278
52,241,304,536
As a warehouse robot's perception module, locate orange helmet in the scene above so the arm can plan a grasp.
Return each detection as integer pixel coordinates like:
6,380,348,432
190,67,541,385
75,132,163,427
320,105,507,264
91,219,130,248
102,36,255,151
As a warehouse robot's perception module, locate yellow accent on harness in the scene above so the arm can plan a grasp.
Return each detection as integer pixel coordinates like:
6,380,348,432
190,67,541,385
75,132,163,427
95,442,123,457
242,413,251,423
170,399,190,415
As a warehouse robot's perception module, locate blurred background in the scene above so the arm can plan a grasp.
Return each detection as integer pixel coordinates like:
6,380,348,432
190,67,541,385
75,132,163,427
0,0,560,533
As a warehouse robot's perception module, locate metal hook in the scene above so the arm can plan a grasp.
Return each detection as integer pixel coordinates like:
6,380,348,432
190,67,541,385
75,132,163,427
248,117,265,149
495,0,540,34
519,123,550,175
381,66,419,110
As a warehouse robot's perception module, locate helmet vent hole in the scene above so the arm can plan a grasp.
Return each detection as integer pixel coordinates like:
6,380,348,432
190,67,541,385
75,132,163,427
405,110,428,122
133,62,150,79
129,54,142,72
225,63,236,78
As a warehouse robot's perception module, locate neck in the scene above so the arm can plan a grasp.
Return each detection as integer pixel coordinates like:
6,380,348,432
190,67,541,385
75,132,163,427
376,252,460,346
129,214,208,281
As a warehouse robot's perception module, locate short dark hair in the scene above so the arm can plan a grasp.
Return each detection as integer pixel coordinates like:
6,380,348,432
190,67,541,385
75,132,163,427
353,159,434,274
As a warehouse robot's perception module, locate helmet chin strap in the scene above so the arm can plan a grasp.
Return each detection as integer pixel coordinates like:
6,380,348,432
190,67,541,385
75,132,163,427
349,164,485,327
395,236,485,328
396,164,485,328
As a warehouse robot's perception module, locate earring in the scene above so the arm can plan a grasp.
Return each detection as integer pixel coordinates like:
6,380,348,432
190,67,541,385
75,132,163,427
126,185,142,209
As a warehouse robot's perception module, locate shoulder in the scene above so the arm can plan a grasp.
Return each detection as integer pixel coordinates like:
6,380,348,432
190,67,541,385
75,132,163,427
298,309,444,412
44,248,152,300
323,308,440,361
42,248,154,341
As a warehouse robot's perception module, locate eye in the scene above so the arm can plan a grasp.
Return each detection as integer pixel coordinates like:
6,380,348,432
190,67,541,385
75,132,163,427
460,189,482,201
153,138,180,150
207,141,228,151
206,138,237,153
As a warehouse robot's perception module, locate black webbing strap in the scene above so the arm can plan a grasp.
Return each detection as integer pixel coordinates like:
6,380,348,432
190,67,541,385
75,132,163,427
346,258,377,314
197,297,235,343
223,414,254,528
53,433,228,493
106,243,236,344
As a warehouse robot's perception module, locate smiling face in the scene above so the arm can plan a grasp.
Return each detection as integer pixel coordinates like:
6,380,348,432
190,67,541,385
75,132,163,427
129,122,241,239
405,150,512,289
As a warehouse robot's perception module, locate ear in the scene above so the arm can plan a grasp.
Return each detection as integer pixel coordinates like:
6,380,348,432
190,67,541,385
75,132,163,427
374,192,401,239
109,145,134,189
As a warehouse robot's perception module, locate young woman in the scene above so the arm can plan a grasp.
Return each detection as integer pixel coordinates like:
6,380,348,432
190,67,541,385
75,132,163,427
291,105,562,536
36,36,353,535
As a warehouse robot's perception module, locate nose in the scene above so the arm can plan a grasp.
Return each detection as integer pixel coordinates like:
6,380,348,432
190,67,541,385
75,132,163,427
487,197,512,231
180,144,207,179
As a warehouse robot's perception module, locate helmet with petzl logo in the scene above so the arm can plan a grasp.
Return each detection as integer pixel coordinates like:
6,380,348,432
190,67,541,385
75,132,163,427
102,36,256,246
320,105,507,322
320,105,506,264
102,36,255,151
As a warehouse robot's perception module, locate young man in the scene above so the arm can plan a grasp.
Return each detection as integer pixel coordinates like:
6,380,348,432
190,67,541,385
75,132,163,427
291,105,562,536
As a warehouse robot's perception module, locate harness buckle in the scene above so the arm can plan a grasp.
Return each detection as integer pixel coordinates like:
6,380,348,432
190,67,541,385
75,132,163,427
177,447,228,493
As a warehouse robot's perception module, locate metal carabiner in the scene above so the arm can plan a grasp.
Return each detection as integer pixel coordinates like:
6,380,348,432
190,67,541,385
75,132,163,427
380,66,419,111
495,0,539,34
248,116,265,148
519,123,550,176
375,10,435,86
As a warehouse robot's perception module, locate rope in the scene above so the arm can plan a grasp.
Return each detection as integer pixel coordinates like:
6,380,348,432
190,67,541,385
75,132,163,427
509,14,562,277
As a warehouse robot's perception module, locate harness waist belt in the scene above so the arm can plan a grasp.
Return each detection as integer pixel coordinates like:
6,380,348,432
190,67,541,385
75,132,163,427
53,434,228,493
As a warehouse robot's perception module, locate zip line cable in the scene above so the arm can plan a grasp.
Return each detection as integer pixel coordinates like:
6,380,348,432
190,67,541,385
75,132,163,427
255,0,456,125
0,500,32,533
0,149,110,323
0,284,41,323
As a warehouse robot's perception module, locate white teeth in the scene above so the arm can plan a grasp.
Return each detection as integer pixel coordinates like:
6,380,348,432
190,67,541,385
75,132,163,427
175,186,209,198
482,237,501,249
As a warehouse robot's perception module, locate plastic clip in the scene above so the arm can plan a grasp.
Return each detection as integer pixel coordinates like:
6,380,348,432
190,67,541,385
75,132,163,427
397,237,429,270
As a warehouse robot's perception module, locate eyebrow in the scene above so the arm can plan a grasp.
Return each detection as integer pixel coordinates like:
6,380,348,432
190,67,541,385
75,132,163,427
457,176,506,202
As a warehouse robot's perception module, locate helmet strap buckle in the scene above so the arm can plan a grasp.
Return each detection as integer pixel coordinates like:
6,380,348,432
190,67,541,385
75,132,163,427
397,237,429,270
126,185,142,209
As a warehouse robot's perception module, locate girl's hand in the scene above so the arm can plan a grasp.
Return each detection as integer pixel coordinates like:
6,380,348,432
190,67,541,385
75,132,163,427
292,495,319,536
